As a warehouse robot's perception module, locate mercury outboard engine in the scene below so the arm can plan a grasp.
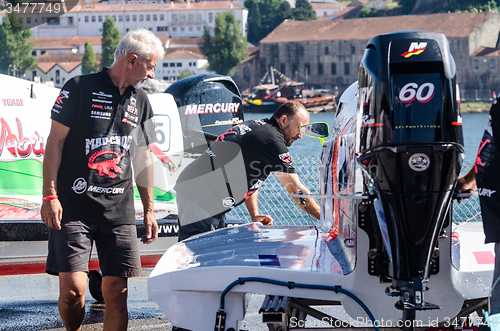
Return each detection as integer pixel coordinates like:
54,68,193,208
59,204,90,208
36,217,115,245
357,31,464,323
164,74,244,154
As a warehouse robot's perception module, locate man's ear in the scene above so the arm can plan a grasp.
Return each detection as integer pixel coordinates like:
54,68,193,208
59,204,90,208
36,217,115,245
279,114,287,128
127,54,138,68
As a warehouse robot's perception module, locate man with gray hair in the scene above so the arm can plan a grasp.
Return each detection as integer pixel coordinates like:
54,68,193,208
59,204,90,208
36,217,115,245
41,28,164,330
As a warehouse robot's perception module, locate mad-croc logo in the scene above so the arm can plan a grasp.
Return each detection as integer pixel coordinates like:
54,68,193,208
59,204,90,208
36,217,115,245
401,42,427,58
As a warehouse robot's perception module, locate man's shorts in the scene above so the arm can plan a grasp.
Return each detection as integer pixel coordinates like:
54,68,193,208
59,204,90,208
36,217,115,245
46,219,141,278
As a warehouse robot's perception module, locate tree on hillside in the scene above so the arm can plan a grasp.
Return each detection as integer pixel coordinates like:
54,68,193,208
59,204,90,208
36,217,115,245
359,7,376,17
0,14,37,77
178,68,194,80
259,0,283,38
245,0,294,43
447,0,498,11
293,0,317,20
100,17,120,69
396,0,417,14
275,1,293,27
198,11,248,76
245,0,262,44
82,41,97,75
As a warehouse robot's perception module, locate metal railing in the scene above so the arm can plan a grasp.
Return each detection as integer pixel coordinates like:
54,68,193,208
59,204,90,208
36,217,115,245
227,157,481,226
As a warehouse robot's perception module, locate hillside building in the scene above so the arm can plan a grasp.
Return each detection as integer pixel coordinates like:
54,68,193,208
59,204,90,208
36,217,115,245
0,0,247,39
234,11,500,101
30,34,210,87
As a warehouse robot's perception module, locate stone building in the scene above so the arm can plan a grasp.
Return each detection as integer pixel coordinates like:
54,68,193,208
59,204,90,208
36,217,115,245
234,12,500,101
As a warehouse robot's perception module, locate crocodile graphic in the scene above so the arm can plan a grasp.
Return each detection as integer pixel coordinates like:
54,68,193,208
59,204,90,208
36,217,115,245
88,150,125,178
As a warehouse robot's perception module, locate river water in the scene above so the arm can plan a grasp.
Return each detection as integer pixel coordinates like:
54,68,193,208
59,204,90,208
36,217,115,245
245,111,491,164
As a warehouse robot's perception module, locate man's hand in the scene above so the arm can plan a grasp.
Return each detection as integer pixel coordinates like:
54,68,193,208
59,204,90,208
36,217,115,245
244,192,273,226
455,167,477,201
252,214,273,225
141,210,158,244
41,199,63,230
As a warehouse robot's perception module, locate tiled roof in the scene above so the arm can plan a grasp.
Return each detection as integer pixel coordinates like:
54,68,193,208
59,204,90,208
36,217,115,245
32,36,103,50
163,49,206,59
37,62,56,73
261,12,495,43
37,61,81,73
311,2,349,10
31,34,171,49
37,52,102,73
349,0,369,7
37,52,84,62
329,5,361,19
241,46,259,63
167,36,203,47
57,61,82,73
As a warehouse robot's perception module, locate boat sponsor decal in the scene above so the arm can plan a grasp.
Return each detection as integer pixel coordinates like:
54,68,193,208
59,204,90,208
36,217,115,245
395,125,440,130
0,117,45,158
473,251,495,264
184,103,241,115
401,42,427,58
361,115,384,128
360,86,373,105
222,197,235,208
158,224,179,234
202,118,244,127
408,153,430,172
478,188,496,197
72,177,87,194
258,254,280,267
2,99,23,106
399,82,435,103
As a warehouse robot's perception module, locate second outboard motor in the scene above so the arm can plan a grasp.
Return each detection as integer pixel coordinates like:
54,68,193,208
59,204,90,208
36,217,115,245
357,31,464,321
165,74,244,154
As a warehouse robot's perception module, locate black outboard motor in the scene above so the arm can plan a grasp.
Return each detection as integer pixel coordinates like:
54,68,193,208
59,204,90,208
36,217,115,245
164,74,244,154
357,31,464,321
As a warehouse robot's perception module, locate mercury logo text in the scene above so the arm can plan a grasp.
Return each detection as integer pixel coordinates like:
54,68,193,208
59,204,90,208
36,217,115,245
184,103,241,115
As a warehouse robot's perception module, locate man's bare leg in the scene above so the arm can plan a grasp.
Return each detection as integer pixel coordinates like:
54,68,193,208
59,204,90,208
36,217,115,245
58,271,87,331
102,276,129,331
